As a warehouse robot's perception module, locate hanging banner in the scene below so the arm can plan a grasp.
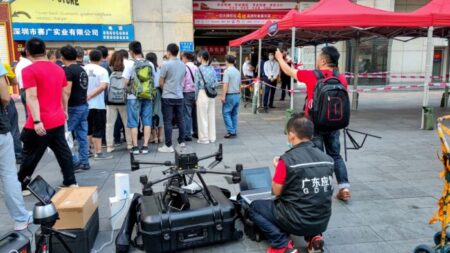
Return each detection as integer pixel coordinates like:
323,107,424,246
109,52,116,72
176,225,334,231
194,11,287,27
193,1,298,11
11,0,132,25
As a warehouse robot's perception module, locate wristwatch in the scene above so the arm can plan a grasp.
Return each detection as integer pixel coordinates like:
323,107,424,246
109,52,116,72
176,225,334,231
33,120,41,125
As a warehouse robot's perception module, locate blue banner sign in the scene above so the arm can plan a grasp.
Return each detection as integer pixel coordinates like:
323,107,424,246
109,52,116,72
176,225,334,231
12,23,135,42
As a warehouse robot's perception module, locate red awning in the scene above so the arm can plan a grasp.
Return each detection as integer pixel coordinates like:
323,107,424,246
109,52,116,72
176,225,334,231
413,0,450,27
281,0,430,29
229,20,273,47
229,0,437,47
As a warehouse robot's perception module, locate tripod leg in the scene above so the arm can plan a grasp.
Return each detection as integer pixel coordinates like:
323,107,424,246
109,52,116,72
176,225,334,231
54,232,74,253
343,129,348,162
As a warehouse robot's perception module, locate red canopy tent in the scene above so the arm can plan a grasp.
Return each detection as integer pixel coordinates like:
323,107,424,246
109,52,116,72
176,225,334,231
229,0,450,128
229,20,273,48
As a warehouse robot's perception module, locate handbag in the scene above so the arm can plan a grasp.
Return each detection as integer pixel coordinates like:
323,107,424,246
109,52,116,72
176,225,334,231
199,68,217,98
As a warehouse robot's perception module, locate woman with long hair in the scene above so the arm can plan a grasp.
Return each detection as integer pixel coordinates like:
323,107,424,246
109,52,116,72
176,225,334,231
145,52,163,143
195,50,217,144
106,51,131,152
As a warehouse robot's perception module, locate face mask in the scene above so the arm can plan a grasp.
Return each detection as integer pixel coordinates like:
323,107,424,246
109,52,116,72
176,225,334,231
269,55,274,60
287,142,293,149
83,55,90,63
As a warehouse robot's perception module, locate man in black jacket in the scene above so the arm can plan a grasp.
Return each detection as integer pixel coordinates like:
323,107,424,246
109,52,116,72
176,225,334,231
248,113,334,253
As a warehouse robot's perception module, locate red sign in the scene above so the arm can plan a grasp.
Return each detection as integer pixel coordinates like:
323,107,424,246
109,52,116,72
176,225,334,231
201,46,227,55
193,1,297,11
194,11,288,27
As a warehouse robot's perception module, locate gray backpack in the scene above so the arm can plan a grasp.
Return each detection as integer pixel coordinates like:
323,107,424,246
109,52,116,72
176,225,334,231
106,71,127,105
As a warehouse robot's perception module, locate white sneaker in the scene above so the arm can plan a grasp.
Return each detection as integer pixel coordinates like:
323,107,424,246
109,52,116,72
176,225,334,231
179,143,186,148
22,190,31,197
158,145,174,153
197,140,210,144
59,183,79,188
14,214,33,231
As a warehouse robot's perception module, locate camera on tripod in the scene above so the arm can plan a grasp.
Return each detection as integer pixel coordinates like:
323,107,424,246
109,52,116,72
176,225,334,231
27,176,77,253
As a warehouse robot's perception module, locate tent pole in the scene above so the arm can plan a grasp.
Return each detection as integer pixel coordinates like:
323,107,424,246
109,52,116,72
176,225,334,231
444,39,450,108
239,46,243,73
290,27,296,110
351,37,361,110
253,39,262,114
314,44,317,67
421,26,434,129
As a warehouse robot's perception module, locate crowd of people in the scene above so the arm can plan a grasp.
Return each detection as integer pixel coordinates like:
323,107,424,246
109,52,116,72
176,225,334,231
0,36,352,253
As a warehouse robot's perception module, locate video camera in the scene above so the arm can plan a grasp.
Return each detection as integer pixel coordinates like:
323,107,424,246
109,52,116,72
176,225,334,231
130,144,242,211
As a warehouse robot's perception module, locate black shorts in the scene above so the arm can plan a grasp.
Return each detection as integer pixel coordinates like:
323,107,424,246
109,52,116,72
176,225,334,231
88,109,106,138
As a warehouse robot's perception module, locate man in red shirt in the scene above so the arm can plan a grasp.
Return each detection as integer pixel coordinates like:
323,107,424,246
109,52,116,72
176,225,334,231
18,38,77,194
275,46,351,201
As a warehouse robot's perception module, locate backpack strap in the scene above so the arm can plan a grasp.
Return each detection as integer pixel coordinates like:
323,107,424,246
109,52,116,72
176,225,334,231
314,69,325,80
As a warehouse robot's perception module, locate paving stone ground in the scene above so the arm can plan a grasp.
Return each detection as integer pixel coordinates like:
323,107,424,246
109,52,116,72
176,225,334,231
1,90,449,253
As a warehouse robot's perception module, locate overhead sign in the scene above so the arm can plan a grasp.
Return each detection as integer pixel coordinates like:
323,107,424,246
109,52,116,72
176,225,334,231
11,0,132,25
12,23,135,42
180,42,194,52
194,11,288,27
193,1,298,11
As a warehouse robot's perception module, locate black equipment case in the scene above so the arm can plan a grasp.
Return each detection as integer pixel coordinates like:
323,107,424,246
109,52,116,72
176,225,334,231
0,232,31,253
139,185,242,253
35,208,99,253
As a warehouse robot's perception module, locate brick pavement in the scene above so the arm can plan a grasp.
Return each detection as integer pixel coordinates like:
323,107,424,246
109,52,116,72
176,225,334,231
0,90,448,253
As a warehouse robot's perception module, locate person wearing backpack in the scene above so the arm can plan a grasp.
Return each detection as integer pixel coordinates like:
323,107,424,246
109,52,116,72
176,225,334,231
123,41,156,155
275,46,351,202
158,44,186,153
195,50,217,144
105,51,131,153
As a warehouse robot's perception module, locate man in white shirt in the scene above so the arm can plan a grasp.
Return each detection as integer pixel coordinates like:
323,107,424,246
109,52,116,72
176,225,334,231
263,51,280,112
84,49,111,160
14,50,32,117
242,56,254,102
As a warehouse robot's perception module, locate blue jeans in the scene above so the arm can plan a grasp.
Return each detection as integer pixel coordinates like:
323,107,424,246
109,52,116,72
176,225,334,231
6,100,22,157
223,94,240,134
248,199,290,248
162,98,185,147
183,92,195,138
313,130,350,189
68,104,89,166
0,132,30,223
127,99,153,128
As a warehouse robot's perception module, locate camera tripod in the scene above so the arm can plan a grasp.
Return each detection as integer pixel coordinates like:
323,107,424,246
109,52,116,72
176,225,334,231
35,220,76,253
130,144,242,211
343,128,382,161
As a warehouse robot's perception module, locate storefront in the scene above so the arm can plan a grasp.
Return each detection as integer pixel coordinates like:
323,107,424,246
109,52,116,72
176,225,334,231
10,0,134,52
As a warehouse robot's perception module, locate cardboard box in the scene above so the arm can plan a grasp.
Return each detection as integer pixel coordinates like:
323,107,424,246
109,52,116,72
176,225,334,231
51,187,98,230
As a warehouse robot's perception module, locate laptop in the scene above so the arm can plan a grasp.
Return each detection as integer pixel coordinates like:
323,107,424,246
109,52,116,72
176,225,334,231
240,167,273,204
27,175,56,205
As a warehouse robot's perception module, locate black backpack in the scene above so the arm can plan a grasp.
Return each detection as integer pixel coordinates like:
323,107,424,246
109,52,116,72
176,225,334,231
309,69,350,132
